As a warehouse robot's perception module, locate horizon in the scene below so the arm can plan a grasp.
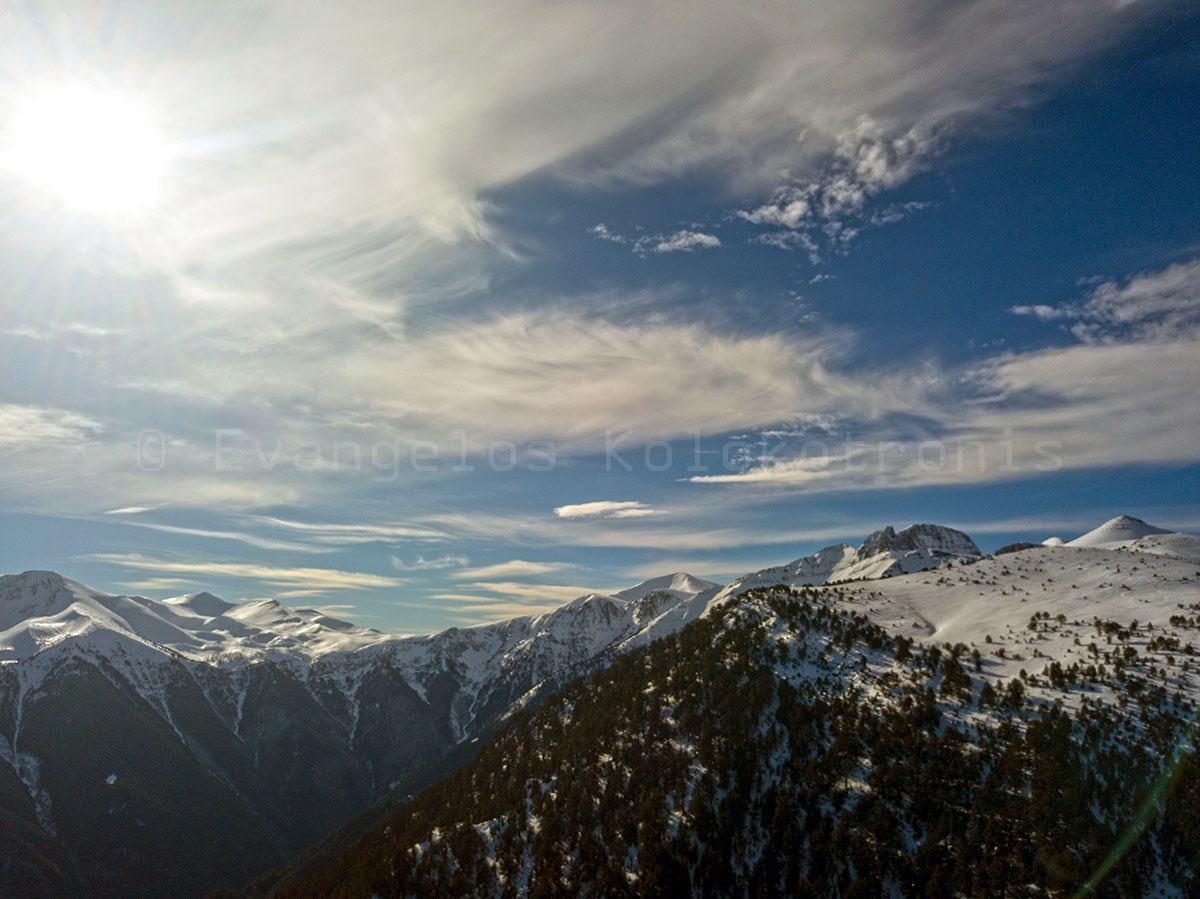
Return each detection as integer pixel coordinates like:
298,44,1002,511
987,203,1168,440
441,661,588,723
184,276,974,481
4,512,1191,634
2,2,1199,633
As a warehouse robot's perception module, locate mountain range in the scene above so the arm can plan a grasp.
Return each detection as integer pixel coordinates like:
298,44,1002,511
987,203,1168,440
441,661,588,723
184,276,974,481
1,517,1197,897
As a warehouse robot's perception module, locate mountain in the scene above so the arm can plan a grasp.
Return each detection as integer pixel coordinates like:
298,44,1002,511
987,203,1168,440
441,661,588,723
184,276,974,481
711,523,980,599
0,569,724,898
1067,514,1175,547
2,516,1194,897
276,538,1200,898
611,572,719,603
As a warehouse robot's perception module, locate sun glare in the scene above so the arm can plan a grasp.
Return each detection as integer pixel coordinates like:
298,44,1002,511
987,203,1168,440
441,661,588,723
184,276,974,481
3,84,170,218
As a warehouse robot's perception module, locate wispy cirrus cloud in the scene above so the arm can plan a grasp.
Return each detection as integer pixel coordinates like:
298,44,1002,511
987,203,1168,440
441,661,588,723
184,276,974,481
82,553,406,597
554,501,661,520
3,0,1148,285
105,506,164,515
692,260,1200,491
110,519,323,553
391,554,470,572
450,559,570,580
432,580,594,623
1012,260,1200,343
246,517,448,545
0,404,103,448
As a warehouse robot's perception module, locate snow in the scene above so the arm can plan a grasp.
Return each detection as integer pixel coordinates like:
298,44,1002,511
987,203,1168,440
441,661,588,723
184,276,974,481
833,541,1200,692
1,513,1195,762
162,591,234,618
612,572,719,603
0,572,390,664
704,523,982,614
1067,515,1174,548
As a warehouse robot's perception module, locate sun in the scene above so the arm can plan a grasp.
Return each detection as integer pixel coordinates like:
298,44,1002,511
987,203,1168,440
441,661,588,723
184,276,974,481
2,84,170,218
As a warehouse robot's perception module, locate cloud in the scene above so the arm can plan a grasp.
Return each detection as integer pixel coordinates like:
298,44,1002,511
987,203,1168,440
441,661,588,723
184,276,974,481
323,311,918,447
458,581,591,602
592,225,721,255
426,506,876,552
83,553,407,597
391,554,470,572
639,230,721,255
554,501,661,520
111,519,324,553
117,577,199,594
688,338,1200,491
2,0,1152,287
300,604,364,619
0,404,103,448
691,261,1200,491
247,517,448,544
737,121,938,255
589,223,628,244
451,559,570,580
432,580,595,622
1012,260,1200,343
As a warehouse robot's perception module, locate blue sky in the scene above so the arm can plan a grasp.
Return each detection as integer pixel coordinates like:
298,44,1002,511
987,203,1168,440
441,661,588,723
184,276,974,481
1,0,1199,632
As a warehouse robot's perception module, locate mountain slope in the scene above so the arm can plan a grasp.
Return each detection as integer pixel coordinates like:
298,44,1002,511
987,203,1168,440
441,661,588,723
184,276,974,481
0,570,723,898
709,523,981,602
277,577,1200,898
2,516,1193,897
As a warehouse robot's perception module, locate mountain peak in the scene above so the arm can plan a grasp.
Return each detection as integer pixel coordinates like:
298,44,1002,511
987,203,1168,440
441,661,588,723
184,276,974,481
856,523,981,560
163,591,235,618
612,572,718,603
1067,515,1174,548
2,570,73,591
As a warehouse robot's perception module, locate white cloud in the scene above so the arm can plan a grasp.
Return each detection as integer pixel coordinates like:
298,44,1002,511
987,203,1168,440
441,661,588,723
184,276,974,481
593,225,721,255
589,223,628,244
112,520,323,553
554,501,660,520
1012,260,1200,343
0,404,103,448
83,553,406,597
458,581,591,602
640,230,721,255
737,120,938,255
391,554,470,572
78,292,914,455
248,517,448,544
2,0,1151,288
693,261,1200,491
320,311,919,448
451,560,570,580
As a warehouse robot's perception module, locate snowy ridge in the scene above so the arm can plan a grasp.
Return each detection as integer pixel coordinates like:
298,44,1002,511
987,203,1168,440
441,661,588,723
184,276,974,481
0,571,390,664
706,522,983,613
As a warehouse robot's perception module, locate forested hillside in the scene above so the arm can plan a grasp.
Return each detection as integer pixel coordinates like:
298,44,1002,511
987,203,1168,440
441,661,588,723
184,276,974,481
279,586,1200,898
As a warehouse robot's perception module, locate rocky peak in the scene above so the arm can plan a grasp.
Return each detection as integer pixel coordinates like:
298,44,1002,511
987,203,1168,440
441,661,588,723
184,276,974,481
857,524,981,560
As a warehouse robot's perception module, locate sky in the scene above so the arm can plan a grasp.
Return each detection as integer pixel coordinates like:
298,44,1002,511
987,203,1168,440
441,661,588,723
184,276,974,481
1,0,1199,633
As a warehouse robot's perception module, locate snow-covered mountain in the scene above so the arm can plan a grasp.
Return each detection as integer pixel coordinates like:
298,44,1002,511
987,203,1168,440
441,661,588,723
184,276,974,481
1066,514,1175,547
276,518,1200,899
710,522,981,601
0,571,390,664
2,515,1195,898
0,568,725,898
